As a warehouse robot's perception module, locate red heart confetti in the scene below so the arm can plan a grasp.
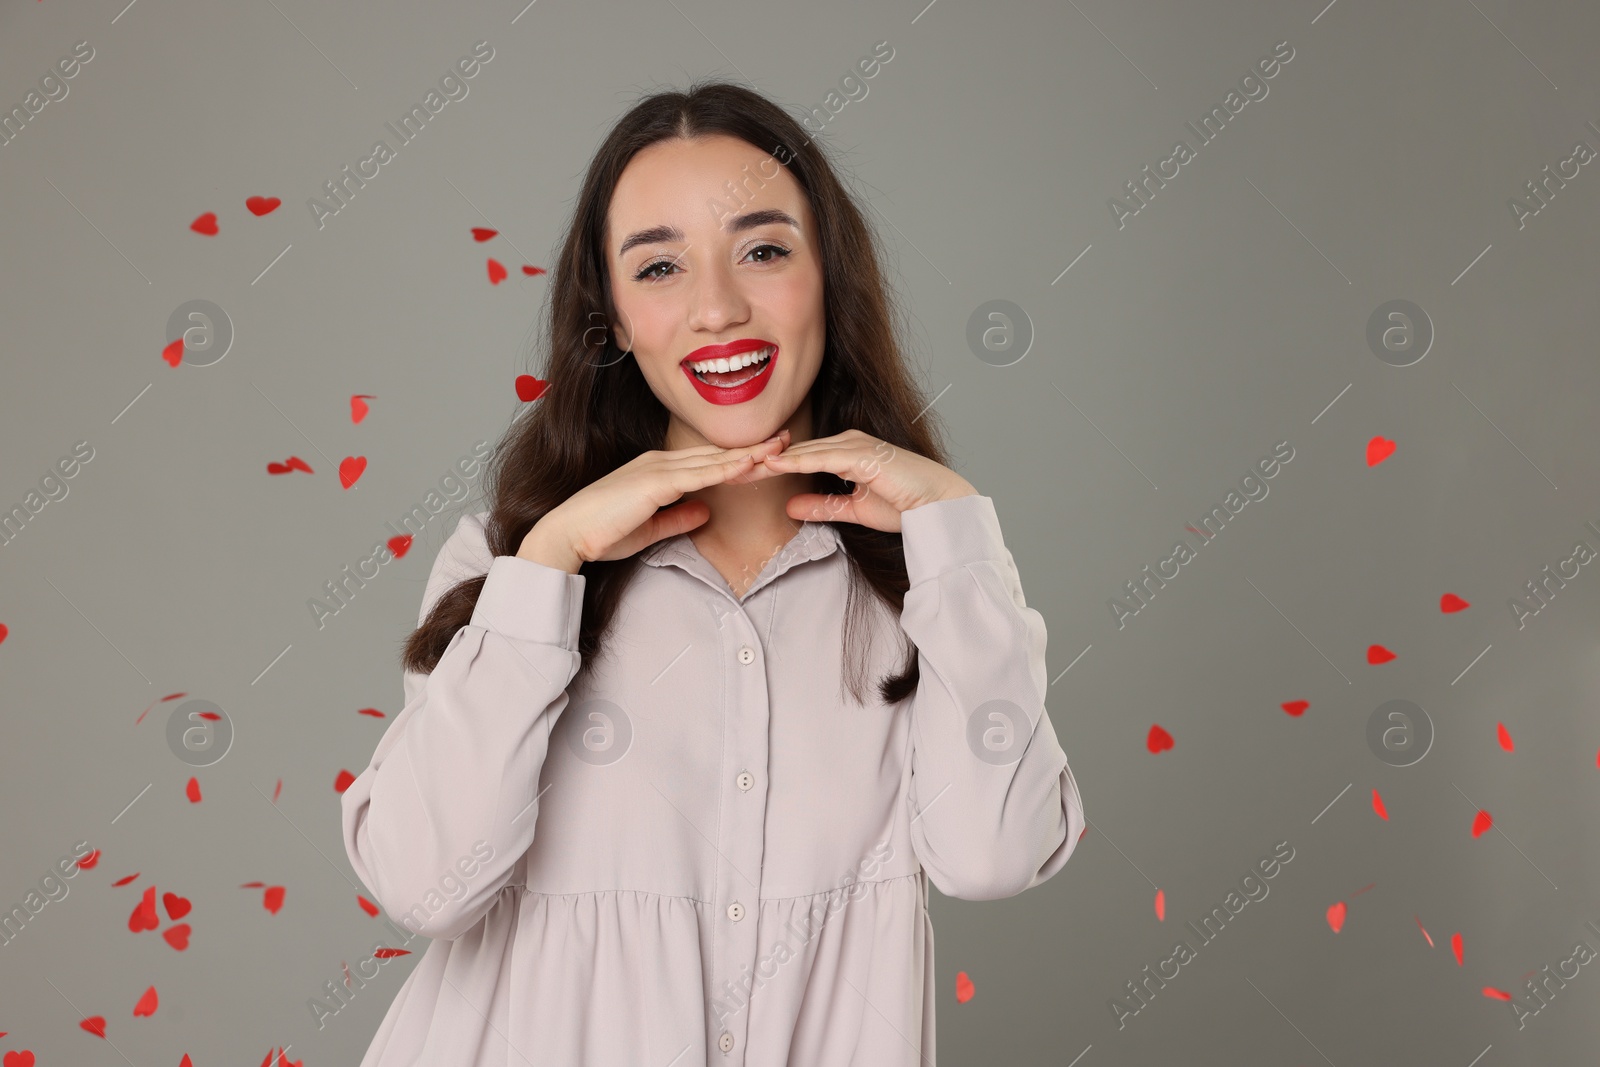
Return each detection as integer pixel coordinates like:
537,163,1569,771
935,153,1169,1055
185,777,202,803
351,394,377,424
1326,901,1347,934
1471,810,1493,838
1452,931,1464,966
273,777,283,803
521,265,547,276
129,886,159,932
163,339,185,367
79,1015,107,1037
4,1050,36,1067
287,456,312,473
340,456,367,489
190,212,218,235
1154,888,1165,921
954,971,975,1003
1440,593,1470,612
76,848,99,870
263,886,286,914
358,895,380,917
1366,644,1396,665
471,227,498,241
246,196,281,216
373,947,411,958
163,923,192,951
132,985,158,1017
1372,789,1389,821
163,892,191,921
387,534,413,559
0,622,7,645
1366,435,1396,467
1415,915,1434,948
487,257,507,285
515,374,549,402
334,769,355,793
1483,987,1512,1001
112,872,140,887
1496,722,1514,751
358,707,387,718
1145,724,1174,753
1281,700,1308,717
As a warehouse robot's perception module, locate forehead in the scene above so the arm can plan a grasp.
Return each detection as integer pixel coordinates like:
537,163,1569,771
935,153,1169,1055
607,134,807,248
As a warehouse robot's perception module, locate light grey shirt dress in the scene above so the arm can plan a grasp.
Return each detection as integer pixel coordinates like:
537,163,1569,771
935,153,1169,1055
341,492,1086,1065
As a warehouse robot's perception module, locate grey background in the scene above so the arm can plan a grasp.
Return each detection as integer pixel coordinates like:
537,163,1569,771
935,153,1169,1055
2,0,1597,1063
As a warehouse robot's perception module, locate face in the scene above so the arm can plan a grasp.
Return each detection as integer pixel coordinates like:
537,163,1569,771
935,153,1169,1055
606,134,825,451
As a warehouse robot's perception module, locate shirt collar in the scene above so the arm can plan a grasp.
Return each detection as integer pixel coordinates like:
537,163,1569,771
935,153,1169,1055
639,520,842,600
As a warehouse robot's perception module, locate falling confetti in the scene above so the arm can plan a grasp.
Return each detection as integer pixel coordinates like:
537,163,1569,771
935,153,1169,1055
1372,789,1389,821
522,265,547,276
185,777,202,803
1440,593,1470,612
1326,901,1347,934
1415,915,1434,948
350,394,377,424
1366,644,1397,665
387,534,413,559
1482,986,1512,1001
487,257,508,285
335,769,356,793
1154,888,1165,921
357,707,387,719
245,195,281,216
80,1015,108,1037
1496,723,1514,751
1280,700,1309,717
1366,435,1396,467
339,456,367,489
190,212,218,235
471,227,498,241
132,985,158,1017
358,895,380,917
954,970,975,1003
1471,810,1493,838
1145,724,1174,753
162,338,185,366
1452,932,1465,966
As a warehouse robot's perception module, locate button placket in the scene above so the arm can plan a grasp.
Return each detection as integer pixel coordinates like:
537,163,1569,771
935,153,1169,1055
711,604,767,1063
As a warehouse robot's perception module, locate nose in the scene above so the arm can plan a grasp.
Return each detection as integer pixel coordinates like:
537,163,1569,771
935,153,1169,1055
686,256,751,334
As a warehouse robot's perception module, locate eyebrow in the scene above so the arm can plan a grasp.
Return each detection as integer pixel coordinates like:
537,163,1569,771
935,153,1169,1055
617,208,800,257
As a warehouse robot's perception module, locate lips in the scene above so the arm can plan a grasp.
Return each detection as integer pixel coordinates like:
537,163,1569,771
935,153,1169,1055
680,341,778,406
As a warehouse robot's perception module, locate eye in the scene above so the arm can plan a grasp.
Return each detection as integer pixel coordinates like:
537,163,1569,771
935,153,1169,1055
631,243,793,283
745,242,792,265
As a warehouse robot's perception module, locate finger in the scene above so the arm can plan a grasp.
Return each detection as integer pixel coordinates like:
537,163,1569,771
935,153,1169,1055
760,446,866,476
661,437,788,467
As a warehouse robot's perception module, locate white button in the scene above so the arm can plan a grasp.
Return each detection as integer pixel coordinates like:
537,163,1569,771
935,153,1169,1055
736,771,754,791
738,645,755,664
727,901,745,921
719,1031,734,1052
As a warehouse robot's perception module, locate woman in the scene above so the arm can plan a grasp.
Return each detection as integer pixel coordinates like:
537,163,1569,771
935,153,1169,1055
341,79,1086,1066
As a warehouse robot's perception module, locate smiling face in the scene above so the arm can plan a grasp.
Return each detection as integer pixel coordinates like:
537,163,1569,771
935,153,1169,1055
606,134,825,451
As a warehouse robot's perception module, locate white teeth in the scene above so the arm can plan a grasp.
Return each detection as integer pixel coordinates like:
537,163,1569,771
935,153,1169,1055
687,345,774,374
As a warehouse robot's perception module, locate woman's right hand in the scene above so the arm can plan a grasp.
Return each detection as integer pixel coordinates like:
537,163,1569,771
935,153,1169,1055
515,430,792,573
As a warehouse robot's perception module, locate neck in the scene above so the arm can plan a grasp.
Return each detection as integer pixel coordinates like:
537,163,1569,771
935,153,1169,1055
667,406,817,560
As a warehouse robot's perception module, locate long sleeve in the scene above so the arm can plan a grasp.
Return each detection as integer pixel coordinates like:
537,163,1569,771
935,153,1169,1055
898,493,1086,900
340,511,586,940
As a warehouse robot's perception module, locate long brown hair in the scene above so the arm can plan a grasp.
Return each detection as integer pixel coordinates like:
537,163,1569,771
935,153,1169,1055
401,79,950,706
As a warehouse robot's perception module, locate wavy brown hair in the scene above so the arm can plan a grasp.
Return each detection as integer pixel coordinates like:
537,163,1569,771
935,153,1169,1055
401,79,950,706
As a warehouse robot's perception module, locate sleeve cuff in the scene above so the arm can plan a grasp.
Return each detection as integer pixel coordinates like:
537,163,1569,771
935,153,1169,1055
469,555,586,650
900,493,1007,586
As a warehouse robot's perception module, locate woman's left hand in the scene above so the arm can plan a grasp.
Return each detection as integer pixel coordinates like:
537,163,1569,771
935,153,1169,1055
746,429,977,532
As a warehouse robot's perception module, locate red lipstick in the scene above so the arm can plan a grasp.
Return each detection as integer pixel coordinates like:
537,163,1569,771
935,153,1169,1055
680,339,778,406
